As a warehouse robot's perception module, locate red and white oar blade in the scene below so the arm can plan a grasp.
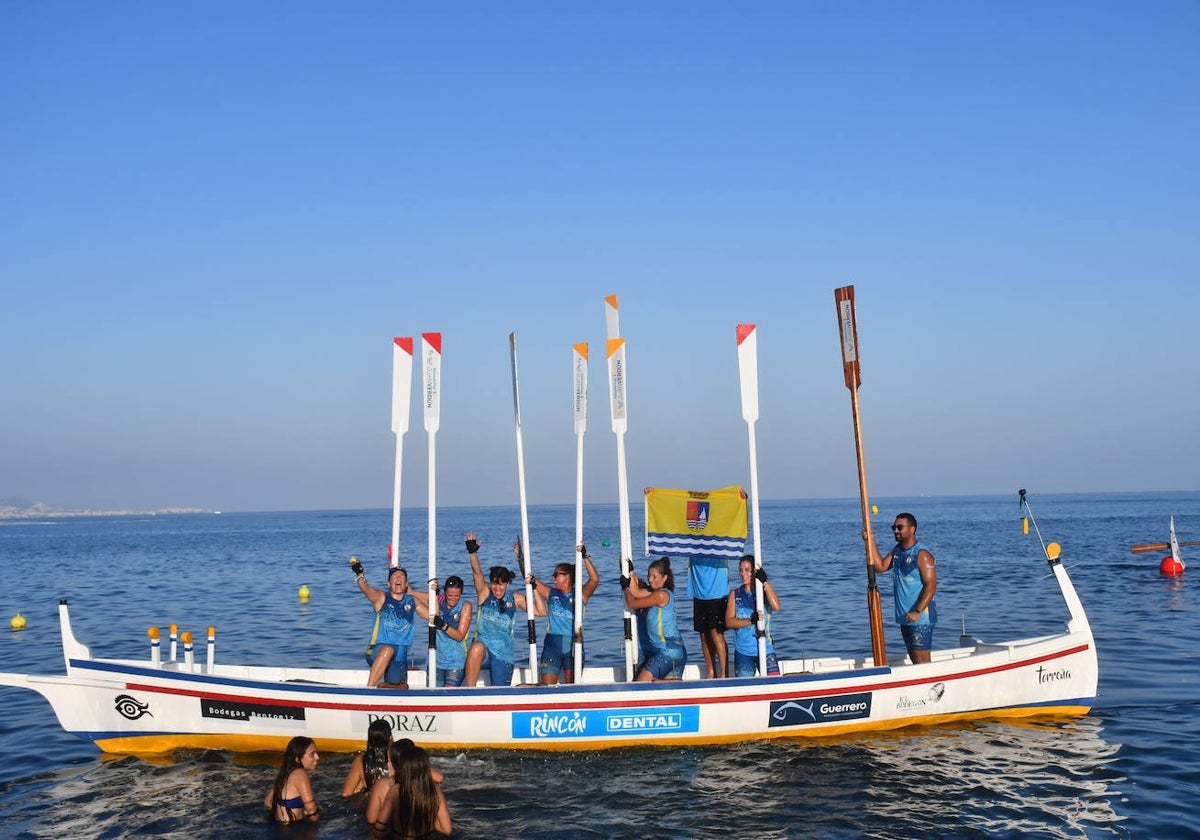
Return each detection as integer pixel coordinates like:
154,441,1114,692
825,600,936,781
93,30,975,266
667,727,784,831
736,324,759,424
573,343,588,436
606,337,627,434
834,285,861,389
392,337,414,435
605,294,621,340
421,332,442,433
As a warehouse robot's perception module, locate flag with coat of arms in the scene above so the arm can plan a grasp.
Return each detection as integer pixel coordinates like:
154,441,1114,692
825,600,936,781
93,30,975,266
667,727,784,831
644,486,747,559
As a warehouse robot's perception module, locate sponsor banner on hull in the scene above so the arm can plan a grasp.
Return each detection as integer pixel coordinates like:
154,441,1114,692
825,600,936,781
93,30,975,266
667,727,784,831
768,692,873,727
512,705,701,739
364,712,443,736
201,698,305,723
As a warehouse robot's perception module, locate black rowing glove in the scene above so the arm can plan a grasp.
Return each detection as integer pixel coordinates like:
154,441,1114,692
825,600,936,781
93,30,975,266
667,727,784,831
465,538,481,554
349,557,365,578
433,616,447,631
620,576,631,590
754,567,768,583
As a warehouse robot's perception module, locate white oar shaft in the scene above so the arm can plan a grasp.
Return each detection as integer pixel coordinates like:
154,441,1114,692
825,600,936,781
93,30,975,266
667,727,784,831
422,333,442,687
605,299,638,680
573,343,588,678
510,333,538,674
391,337,414,568
737,324,768,675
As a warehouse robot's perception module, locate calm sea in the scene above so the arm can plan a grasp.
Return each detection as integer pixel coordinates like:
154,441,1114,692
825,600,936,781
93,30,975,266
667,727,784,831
1,493,1197,839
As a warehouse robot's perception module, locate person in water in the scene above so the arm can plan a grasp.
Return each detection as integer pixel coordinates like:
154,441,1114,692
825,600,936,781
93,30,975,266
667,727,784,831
342,718,393,797
350,559,430,688
462,532,531,687
264,736,321,823
725,555,782,677
367,740,450,838
526,544,600,684
623,556,688,681
409,575,474,687
865,512,939,664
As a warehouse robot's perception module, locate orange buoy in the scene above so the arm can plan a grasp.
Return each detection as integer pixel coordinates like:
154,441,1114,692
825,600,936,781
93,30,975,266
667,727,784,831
1160,556,1185,577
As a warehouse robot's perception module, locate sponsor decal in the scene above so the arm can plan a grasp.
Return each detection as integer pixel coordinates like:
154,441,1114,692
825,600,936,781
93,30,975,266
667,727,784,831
201,698,305,723
367,712,440,734
114,694,152,721
769,692,872,727
1036,665,1072,684
512,705,701,739
896,682,946,711
686,501,710,532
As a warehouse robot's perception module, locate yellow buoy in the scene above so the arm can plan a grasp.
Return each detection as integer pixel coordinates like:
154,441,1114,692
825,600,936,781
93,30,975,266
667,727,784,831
10,613,26,631
871,504,878,516
298,584,311,602
1022,516,1029,535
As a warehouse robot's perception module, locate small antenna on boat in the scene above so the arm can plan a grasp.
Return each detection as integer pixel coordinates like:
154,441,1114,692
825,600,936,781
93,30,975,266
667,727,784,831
1019,489,1060,567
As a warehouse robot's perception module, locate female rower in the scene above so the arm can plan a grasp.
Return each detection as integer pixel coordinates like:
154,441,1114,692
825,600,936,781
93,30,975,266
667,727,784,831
623,556,688,681
725,555,783,677
526,544,599,684
462,532,531,687
264,736,321,823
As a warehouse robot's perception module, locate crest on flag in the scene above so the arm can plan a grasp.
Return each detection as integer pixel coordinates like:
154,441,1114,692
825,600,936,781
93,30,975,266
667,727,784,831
686,501,710,532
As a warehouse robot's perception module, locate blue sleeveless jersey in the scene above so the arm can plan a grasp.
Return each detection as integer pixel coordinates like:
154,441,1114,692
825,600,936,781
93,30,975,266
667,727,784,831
637,590,684,654
892,541,936,626
377,593,416,646
475,592,517,663
686,555,729,600
435,595,468,670
731,586,775,657
546,588,575,638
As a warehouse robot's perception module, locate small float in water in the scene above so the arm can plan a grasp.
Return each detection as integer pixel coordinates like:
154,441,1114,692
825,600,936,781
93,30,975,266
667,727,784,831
1131,516,1195,576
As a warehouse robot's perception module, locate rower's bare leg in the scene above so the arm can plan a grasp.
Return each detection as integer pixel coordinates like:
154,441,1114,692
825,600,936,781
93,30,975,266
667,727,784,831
367,646,394,687
464,641,486,687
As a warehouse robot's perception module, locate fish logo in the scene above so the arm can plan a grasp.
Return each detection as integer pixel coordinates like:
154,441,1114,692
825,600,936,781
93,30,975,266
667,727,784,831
114,694,153,721
772,701,816,722
686,501,710,532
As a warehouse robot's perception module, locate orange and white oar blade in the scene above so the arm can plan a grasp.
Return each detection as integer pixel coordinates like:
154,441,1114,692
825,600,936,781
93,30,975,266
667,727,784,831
606,337,627,434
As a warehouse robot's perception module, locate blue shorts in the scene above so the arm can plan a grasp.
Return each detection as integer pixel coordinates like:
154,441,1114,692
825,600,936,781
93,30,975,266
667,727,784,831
366,644,409,685
733,650,780,678
479,650,515,687
640,646,687,680
538,633,574,677
901,623,934,652
436,667,465,688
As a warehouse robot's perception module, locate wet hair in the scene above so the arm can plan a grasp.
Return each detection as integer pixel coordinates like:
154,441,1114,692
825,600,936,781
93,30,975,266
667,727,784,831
489,566,515,584
387,741,440,838
896,513,918,530
362,719,393,790
647,556,675,591
553,563,575,585
444,575,464,590
271,736,315,823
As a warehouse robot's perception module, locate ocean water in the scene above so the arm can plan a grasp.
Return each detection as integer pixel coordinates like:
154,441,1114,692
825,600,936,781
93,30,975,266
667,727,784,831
1,492,1197,838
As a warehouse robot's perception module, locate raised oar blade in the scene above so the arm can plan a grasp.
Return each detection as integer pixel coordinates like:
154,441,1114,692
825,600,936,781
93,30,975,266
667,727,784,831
606,332,637,680
606,338,628,434
835,285,861,389
737,323,767,674
390,337,415,569
833,285,887,667
605,294,620,341
509,332,538,671
422,332,442,687
573,343,588,436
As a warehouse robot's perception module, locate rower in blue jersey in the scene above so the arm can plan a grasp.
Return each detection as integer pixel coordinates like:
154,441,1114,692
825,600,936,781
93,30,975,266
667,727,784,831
527,545,600,684
348,560,431,688
410,574,474,687
462,532,531,687
623,556,687,681
725,555,783,677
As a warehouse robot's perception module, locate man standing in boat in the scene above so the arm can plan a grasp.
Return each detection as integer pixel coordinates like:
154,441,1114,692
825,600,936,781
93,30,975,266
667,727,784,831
865,513,938,664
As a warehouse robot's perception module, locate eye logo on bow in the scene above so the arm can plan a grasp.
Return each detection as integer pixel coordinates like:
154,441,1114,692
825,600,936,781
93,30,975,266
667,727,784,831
114,694,153,721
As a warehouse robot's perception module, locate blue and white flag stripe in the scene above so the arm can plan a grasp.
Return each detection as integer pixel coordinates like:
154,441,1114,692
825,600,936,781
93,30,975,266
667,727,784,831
647,533,746,559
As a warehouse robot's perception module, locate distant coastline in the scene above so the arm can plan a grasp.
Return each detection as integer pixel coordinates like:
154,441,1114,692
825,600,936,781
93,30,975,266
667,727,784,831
0,501,216,520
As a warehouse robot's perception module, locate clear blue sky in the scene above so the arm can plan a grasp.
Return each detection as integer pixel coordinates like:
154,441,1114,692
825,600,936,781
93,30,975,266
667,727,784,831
3,3,1197,512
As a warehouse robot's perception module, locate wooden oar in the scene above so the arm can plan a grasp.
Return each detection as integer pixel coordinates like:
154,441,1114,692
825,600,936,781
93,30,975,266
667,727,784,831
605,294,638,680
736,323,769,676
421,332,442,688
572,342,589,678
1131,540,1200,554
509,333,539,675
834,286,888,667
390,338,414,569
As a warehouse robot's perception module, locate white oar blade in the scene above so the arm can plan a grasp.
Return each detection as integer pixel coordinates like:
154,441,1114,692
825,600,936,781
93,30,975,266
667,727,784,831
391,337,414,435
605,294,620,340
573,343,588,436
422,332,442,433
606,338,627,434
736,324,759,424
510,332,523,426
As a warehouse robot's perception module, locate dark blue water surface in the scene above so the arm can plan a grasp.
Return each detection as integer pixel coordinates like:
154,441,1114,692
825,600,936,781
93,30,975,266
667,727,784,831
1,493,1197,838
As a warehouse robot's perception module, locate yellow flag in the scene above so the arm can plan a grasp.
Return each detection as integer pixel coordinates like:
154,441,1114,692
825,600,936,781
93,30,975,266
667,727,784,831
644,486,747,558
